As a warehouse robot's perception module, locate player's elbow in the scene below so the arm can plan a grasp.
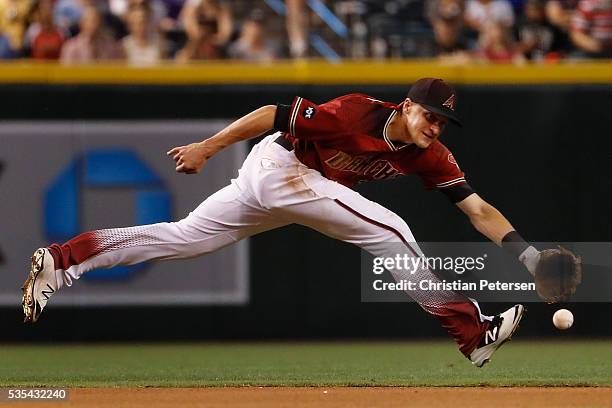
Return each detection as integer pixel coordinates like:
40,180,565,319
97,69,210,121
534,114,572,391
248,105,277,132
260,105,277,113
257,105,277,122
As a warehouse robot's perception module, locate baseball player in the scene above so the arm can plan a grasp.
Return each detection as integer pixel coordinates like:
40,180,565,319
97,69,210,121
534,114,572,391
22,78,567,367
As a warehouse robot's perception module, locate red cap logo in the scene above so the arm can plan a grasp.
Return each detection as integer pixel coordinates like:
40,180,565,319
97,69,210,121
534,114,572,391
443,94,456,111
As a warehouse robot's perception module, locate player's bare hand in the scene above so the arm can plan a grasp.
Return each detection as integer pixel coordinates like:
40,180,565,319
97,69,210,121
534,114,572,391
166,141,212,174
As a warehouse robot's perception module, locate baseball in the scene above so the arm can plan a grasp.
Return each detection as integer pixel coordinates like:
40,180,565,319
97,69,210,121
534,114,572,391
553,309,574,330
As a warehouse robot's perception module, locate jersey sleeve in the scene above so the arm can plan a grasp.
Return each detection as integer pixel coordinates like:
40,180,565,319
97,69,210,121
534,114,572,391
418,146,467,191
421,152,474,203
282,96,349,141
440,183,475,203
571,1,592,33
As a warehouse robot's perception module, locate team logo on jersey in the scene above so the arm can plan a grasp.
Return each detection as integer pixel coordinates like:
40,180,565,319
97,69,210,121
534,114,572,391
448,153,459,168
325,151,402,180
302,106,316,119
443,94,456,111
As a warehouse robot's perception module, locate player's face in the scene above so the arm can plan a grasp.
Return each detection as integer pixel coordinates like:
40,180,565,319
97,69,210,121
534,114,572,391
403,102,448,148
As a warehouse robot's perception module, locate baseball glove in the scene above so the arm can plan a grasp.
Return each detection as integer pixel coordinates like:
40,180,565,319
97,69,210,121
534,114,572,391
534,246,582,303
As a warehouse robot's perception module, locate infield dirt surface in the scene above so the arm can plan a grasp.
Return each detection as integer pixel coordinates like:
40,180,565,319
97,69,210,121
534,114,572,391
10,387,612,408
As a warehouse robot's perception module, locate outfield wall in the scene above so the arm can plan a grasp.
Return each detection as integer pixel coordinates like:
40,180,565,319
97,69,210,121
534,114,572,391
1,62,611,340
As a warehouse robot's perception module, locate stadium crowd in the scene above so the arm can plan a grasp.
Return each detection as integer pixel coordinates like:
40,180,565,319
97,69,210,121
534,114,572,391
0,0,609,64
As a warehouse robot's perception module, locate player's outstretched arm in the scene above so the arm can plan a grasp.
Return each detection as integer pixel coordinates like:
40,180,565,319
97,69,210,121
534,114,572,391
455,193,514,246
456,193,540,274
167,105,277,174
457,193,540,274
456,193,582,302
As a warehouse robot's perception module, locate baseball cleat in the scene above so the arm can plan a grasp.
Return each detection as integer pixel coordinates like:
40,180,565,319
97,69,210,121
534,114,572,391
469,304,525,367
22,248,57,323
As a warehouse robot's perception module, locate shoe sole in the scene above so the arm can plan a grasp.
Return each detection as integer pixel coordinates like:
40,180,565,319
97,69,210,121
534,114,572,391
477,305,526,367
22,248,46,323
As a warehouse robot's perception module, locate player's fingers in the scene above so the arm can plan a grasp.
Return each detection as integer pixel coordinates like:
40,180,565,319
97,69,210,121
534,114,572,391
179,164,199,174
173,152,182,161
176,162,195,172
167,147,181,156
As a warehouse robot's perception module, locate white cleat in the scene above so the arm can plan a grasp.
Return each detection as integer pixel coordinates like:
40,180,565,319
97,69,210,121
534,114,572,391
469,304,526,367
22,248,57,323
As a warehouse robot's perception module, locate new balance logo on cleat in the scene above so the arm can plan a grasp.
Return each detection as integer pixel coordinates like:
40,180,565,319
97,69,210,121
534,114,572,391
41,284,55,300
483,324,499,346
469,304,525,367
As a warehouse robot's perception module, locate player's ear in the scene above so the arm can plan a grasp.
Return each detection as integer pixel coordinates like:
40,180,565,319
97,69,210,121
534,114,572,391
403,98,412,114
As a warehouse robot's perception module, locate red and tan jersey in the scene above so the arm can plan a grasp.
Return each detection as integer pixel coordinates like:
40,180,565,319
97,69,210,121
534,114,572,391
281,93,467,190
571,0,612,50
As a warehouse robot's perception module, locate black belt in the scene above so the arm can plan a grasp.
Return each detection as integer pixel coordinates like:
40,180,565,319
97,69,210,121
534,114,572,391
274,135,294,151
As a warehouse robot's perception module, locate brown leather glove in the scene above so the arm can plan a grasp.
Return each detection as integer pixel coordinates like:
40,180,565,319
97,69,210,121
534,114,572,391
534,246,582,303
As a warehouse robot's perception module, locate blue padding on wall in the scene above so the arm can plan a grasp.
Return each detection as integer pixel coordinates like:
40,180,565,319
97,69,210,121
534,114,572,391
136,190,171,225
84,150,162,187
45,160,80,240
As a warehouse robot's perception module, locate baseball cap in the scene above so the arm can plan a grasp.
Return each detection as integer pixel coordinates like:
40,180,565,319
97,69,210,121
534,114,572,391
407,78,462,126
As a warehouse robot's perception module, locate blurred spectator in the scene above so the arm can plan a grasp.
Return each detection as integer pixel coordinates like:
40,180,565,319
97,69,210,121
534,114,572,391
53,0,82,34
427,0,466,24
570,0,612,57
465,0,515,31
545,0,578,30
0,0,34,55
286,0,307,58
516,0,558,59
122,5,163,65
54,0,126,39
476,21,525,61
544,0,578,53
109,0,182,57
109,0,172,32
26,0,65,59
509,0,526,12
158,0,186,57
0,33,17,57
175,10,218,60
227,10,276,62
159,0,181,21
60,5,124,63
427,0,470,56
179,0,232,56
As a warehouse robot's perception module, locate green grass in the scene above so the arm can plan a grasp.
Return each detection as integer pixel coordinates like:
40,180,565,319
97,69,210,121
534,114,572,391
0,341,611,387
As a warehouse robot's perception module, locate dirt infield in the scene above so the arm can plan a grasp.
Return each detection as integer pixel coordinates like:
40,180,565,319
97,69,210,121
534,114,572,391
12,387,612,408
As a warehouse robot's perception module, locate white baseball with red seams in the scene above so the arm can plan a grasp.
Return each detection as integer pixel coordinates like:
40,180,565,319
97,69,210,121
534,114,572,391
553,309,574,330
